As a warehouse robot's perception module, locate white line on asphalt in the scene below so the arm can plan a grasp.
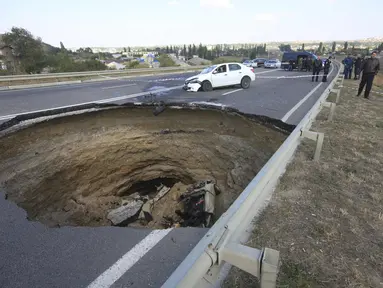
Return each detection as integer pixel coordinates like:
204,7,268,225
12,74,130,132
281,65,335,123
86,229,173,288
102,83,137,90
0,85,183,121
281,83,323,122
254,69,279,75
222,88,243,95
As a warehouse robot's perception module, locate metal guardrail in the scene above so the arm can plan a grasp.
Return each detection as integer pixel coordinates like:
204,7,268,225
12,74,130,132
162,61,343,288
0,66,207,82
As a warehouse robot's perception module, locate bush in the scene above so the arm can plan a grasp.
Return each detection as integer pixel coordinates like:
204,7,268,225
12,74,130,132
157,54,176,67
128,61,140,69
212,57,242,65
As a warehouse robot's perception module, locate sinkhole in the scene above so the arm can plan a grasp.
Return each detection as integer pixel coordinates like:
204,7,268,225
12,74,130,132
0,106,289,229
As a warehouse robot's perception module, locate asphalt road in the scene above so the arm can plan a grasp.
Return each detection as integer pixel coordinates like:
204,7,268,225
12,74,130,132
0,64,340,288
0,64,339,124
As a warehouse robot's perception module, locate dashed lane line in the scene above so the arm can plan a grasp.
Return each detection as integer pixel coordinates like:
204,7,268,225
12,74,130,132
86,229,173,288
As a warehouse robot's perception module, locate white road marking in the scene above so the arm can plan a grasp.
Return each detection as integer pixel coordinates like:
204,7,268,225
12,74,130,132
254,69,280,75
281,65,335,123
86,229,173,288
0,85,183,121
281,83,323,122
222,88,243,96
102,83,137,90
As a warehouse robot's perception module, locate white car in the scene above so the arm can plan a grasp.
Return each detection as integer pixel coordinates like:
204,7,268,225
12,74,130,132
183,63,255,92
264,59,281,68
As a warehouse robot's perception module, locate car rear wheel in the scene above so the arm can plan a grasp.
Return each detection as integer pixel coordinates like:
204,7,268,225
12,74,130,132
202,81,213,92
240,76,251,89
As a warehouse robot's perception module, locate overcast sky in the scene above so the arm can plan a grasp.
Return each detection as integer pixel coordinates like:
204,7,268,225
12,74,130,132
1,0,382,48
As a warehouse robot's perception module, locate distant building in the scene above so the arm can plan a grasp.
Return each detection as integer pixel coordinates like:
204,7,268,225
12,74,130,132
106,61,125,70
152,59,160,68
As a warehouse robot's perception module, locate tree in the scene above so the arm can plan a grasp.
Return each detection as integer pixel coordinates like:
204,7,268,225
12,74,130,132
166,46,169,53
278,44,292,52
250,48,257,59
84,47,93,53
332,41,336,53
2,27,46,74
317,42,323,54
192,44,197,56
60,41,66,51
302,43,305,51
123,47,127,52
376,42,383,52
197,43,203,58
128,47,131,52
188,44,192,59
182,44,187,57
344,41,348,51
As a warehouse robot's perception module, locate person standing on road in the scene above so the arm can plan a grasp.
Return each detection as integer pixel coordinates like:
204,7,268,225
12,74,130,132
307,57,312,72
298,57,303,71
288,59,294,71
322,58,331,82
312,56,322,82
343,54,353,79
354,55,362,80
357,51,380,99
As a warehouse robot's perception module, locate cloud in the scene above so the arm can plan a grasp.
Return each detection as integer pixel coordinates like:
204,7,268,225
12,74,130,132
168,0,179,5
199,0,233,9
254,13,276,21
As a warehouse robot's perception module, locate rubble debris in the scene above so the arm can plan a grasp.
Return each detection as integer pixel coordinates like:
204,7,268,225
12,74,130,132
138,184,170,221
176,180,220,228
139,201,154,221
107,200,143,226
153,184,171,202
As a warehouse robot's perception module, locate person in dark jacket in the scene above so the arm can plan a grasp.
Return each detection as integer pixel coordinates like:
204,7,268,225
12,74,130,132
307,57,312,72
353,55,362,80
357,51,380,99
312,56,322,82
322,58,331,82
343,54,353,79
288,59,293,71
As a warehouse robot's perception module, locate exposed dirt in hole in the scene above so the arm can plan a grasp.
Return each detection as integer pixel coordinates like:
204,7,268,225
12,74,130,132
0,107,287,228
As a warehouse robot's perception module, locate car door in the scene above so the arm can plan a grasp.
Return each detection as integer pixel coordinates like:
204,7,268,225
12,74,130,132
211,64,229,87
228,64,243,85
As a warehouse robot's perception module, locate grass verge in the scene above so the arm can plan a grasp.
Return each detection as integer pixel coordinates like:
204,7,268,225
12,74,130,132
223,78,383,287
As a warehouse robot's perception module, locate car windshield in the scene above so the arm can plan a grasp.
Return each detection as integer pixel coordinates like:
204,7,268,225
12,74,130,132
200,65,217,74
268,60,276,63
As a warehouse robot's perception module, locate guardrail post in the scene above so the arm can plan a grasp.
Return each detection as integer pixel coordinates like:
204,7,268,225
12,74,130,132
321,102,336,121
301,130,325,161
330,88,341,104
260,248,280,288
220,243,279,288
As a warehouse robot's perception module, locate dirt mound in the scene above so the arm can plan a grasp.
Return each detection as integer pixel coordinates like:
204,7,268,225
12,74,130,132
0,107,286,228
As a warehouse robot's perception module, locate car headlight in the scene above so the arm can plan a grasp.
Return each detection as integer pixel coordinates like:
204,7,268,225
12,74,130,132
189,78,199,84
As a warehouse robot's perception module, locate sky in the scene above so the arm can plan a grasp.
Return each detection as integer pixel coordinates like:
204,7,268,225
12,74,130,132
1,0,382,48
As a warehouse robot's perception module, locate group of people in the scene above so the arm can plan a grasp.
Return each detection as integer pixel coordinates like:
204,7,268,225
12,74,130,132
288,56,332,82
343,51,380,99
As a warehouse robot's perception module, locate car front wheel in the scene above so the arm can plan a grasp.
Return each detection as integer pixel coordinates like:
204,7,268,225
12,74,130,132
202,80,213,92
240,76,251,89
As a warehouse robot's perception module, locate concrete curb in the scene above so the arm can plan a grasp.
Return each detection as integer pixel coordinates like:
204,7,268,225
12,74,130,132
0,70,201,91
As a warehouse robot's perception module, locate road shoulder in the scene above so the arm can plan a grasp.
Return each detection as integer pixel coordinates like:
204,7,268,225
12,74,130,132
223,78,383,287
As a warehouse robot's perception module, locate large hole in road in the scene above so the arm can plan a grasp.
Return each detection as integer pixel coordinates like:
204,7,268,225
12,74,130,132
0,106,289,229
